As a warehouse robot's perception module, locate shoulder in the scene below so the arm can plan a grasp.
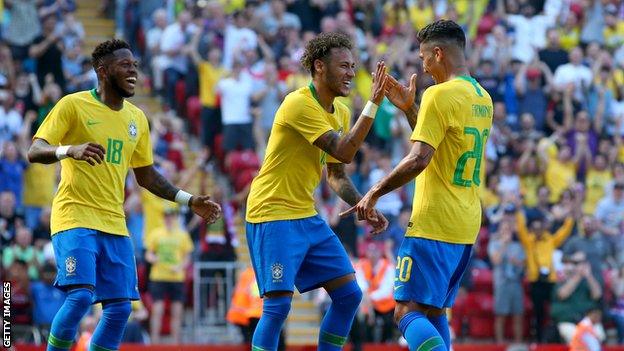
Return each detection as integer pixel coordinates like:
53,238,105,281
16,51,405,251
123,101,150,125
282,87,314,110
334,99,350,117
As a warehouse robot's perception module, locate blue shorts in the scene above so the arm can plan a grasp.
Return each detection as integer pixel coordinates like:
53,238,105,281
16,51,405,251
52,228,139,303
394,237,472,309
246,215,354,296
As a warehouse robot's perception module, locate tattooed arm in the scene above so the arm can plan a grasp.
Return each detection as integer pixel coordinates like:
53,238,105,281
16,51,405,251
341,141,434,221
327,162,389,234
133,164,222,223
133,165,179,200
326,163,362,206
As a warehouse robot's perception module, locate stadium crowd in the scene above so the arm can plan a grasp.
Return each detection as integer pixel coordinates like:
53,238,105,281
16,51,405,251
1,0,624,347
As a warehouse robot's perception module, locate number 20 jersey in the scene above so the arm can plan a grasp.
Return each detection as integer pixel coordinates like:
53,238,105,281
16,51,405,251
407,77,493,244
34,90,153,236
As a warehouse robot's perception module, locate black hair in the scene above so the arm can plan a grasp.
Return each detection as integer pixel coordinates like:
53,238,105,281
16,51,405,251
300,32,352,77
417,20,466,51
91,39,132,70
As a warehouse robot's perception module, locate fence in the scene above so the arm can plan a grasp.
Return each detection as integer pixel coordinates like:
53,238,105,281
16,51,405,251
191,261,246,343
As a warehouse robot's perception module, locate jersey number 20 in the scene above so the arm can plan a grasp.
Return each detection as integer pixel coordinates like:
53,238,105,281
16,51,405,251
453,127,489,187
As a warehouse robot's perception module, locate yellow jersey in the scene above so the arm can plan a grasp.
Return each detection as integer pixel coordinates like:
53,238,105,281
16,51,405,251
246,85,351,223
198,61,225,107
407,76,493,244
22,163,56,207
584,168,611,214
146,226,193,282
34,90,153,236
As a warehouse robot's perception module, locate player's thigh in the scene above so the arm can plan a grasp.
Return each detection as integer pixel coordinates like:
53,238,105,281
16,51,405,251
296,216,354,294
95,232,139,303
246,219,310,296
51,228,98,289
394,237,472,309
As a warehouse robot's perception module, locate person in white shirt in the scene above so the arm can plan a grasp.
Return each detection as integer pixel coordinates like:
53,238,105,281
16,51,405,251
553,47,593,102
216,60,254,152
147,8,169,94
223,11,258,70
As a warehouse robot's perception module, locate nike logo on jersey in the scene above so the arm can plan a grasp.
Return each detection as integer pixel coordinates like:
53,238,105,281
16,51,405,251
87,119,101,126
394,285,403,291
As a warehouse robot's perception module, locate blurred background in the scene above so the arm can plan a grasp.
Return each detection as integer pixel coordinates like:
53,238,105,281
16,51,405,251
1,0,624,349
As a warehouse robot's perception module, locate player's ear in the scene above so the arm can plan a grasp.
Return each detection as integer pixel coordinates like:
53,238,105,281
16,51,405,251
313,59,324,76
434,46,444,62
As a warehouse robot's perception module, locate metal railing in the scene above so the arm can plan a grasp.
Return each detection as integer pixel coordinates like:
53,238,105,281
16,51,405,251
191,261,246,343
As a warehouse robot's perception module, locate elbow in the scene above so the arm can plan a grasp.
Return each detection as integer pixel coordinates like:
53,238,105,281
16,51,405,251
27,145,38,164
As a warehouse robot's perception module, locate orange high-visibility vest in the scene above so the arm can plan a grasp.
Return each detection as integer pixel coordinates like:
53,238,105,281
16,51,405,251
361,258,396,314
226,267,256,326
570,317,600,351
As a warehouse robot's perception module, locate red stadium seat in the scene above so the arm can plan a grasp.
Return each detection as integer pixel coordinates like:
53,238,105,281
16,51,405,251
471,268,494,294
186,96,202,136
468,315,494,338
175,80,187,116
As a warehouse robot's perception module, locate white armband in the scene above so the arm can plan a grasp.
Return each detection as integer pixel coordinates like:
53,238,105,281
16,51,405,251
55,145,71,160
362,101,378,119
175,190,193,206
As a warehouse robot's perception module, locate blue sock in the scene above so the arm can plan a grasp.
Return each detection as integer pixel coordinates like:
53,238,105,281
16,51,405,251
399,312,446,351
89,301,132,351
252,296,292,351
318,280,362,351
428,314,451,351
47,288,93,351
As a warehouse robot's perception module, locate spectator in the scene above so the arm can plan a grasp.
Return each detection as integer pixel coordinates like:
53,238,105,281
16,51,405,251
359,242,395,342
0,140,28,207
564,215,613,286
251,61,287,147
146,8,169,95
551,251,603,344
514,62,553,133
584,155,612,215
538,28,569,73
121,300,149,344
145,207,194,344
4,0,42,60
609,265,624,344
223,10,257,70
31,263,66,330
488,220,525,344
29,14,66,91
6,259,32,326
538,132,584,203
594,182,624,255
553,48,592,103
515,199,574,342
216,59,254,153
0,191,23,246
0,91,23,149
2,225,43,280
368,153,403,222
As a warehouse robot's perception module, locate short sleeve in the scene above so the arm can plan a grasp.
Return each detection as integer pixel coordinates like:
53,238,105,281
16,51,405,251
130,112,154,168
33,95,74,145
282,94,334,144
410,88,449,149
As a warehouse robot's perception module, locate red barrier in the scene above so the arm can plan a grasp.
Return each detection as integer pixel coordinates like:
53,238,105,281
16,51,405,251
12,344,624,351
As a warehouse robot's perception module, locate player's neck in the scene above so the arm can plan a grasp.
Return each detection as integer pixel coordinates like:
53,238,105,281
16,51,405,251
96,86,124,111
310,80,335,113
436,64,470,84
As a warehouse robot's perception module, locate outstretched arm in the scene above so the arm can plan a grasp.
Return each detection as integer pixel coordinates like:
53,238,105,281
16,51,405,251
28,138,106,165
313,62,387,163
327,162,388,234
133,165,221,223
341,140,434,221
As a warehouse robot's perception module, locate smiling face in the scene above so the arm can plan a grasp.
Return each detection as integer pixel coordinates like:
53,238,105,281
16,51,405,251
101,48,138,98
317,47,355,97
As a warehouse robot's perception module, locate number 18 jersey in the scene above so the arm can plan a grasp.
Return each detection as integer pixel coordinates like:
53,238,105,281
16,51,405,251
34,90,153,236
407,77,493,244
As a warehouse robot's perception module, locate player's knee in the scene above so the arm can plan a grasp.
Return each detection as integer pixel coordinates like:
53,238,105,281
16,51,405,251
66,288,94,312
329,280,362,311
262,296,292,319
103,300,132,321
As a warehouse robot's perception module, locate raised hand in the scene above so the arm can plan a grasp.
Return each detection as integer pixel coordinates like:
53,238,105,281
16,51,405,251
68,142,106,166
370,61,388,105
385,73,417,112
190,195,222,224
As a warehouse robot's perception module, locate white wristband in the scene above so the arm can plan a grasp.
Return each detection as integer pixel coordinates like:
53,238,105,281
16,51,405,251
362,101,378,119
55,145,71,160
175,190,193,206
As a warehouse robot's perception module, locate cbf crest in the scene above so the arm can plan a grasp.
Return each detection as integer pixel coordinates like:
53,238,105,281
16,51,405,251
271,262,284,282
128,120,138,141
65,256,76,276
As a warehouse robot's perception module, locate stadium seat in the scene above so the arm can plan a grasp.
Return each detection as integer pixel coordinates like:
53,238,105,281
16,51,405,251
468,315,494,338
186,96,202,136
471,268,494,294
175,80,187,116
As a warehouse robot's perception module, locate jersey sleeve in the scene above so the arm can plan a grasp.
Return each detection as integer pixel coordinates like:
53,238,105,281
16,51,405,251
33,95,75,145
410,87,449,149
130,111,154,168
281,94,334,144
